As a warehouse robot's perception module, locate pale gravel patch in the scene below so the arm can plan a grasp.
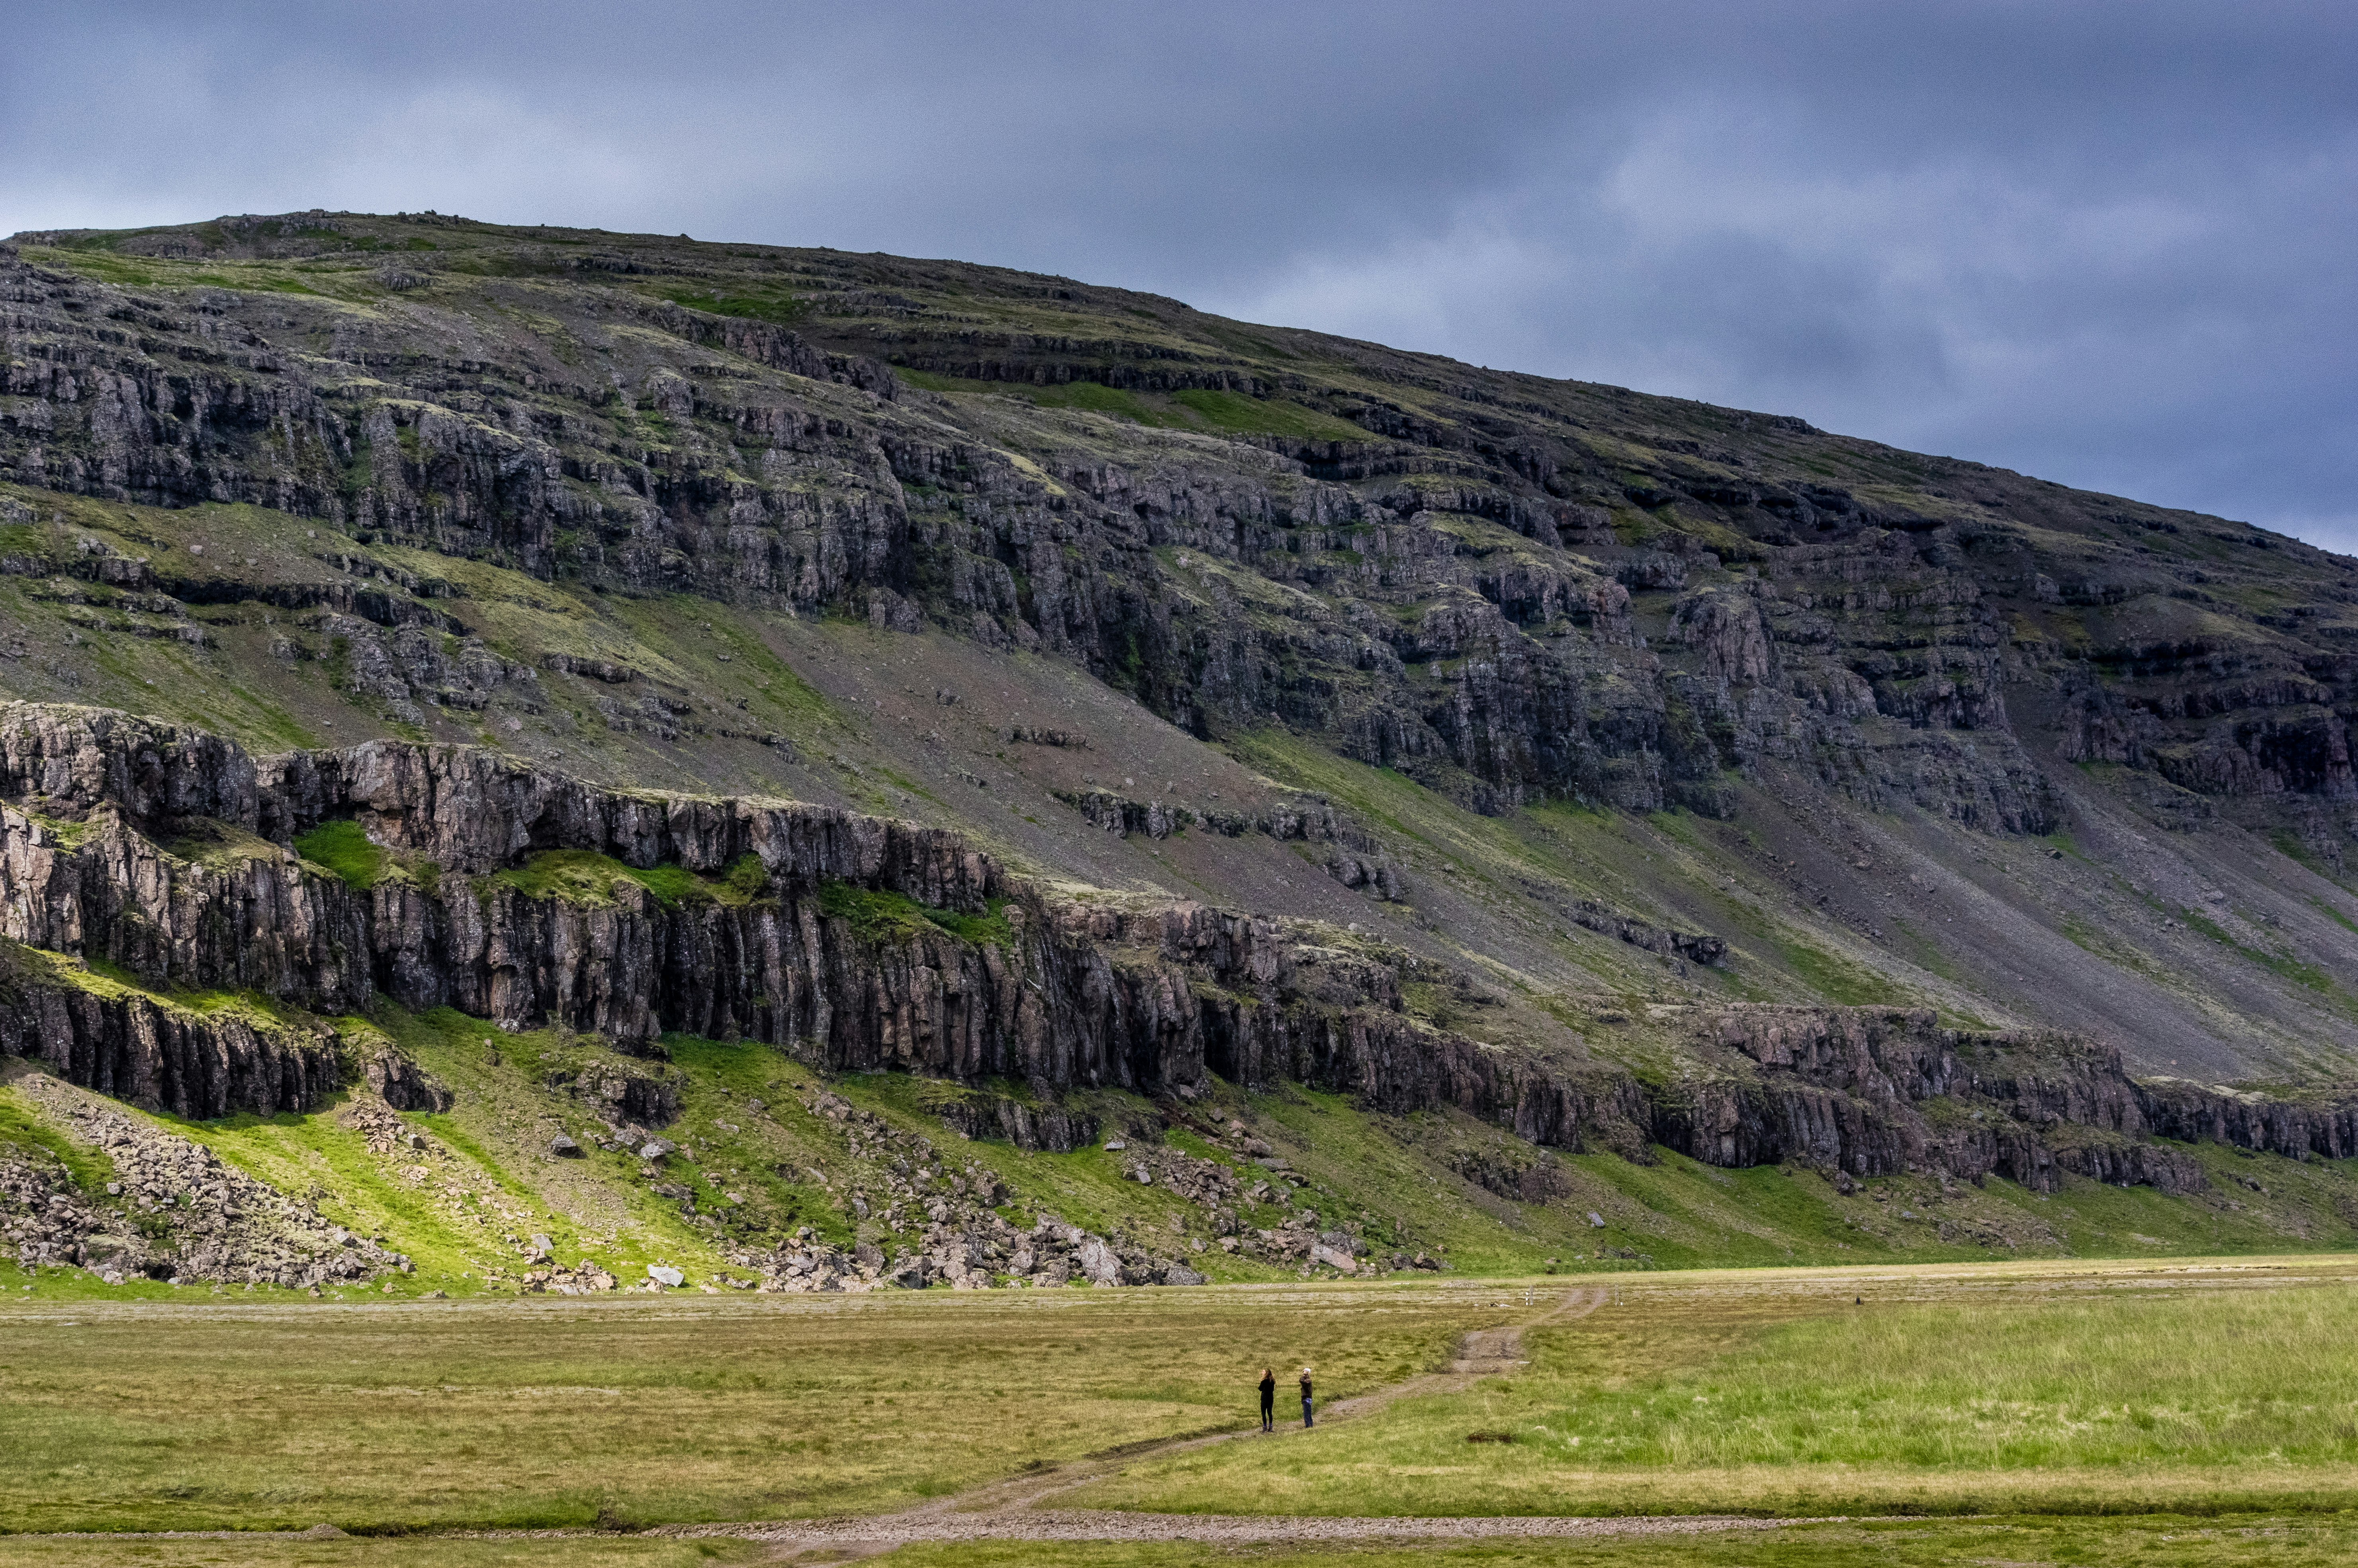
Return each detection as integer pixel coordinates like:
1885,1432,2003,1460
683,1507,1847,1546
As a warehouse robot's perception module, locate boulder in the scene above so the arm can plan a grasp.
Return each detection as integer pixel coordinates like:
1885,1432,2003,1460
1076,1236,1123,1287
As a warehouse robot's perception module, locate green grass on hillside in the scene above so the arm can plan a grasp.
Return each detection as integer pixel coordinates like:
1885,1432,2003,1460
648,282,808,325
816,880,1014,945
0,1085,117,1192
293,819,391,889
1167,388,1368,441
484,850,766,909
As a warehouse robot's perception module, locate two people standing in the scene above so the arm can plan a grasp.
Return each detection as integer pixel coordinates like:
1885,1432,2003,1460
1258,1366,1313,1431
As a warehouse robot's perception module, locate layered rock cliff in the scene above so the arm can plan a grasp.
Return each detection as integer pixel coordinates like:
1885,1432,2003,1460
0,702,2345,1206
8,211,2354,843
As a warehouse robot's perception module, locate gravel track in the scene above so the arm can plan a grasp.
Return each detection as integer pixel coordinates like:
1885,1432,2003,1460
698,1507,1831,1550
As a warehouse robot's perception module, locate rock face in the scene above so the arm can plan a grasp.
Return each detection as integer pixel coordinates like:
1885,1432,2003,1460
0,942,338,1119
361,1049,451,1113
0,701,2343,1198
11,213,2355,843
1656,1008,2205,1193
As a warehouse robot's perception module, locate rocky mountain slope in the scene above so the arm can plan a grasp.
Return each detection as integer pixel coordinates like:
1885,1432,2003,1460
2,208,2358,1290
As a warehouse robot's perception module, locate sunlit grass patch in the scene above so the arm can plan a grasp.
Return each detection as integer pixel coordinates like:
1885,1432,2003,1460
1072,1264,2358,1519
484,850,766,908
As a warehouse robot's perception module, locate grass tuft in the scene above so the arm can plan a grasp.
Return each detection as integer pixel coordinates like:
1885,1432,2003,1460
815,880,1013,945
294,819,387,890
485,850,765,909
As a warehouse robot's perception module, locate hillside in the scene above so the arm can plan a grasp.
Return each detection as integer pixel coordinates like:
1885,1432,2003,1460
2,208,2357,1293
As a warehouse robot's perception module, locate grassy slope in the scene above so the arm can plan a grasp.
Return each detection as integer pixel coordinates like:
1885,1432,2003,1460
10,1003,2358,1321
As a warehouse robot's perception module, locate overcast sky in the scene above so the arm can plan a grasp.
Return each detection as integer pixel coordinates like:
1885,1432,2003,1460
7,2,2354,544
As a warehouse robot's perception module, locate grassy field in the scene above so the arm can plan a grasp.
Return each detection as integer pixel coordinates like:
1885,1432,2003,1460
4,1259,2358,1561
1074,1257,2358,1519
0,1284,1495,1534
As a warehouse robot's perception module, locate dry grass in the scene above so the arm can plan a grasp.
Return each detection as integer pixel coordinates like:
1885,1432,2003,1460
0,1283,1493,1534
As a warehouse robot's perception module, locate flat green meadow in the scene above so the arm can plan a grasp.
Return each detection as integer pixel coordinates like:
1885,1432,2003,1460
0,1283,1493,1534
1075,1257,2358,1519
5,1257,2358,1564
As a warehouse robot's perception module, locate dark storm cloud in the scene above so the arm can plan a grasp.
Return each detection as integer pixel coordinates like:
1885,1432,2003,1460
6,2,2354,541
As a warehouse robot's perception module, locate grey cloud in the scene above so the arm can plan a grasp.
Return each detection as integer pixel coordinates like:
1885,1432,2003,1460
4,1,2354,540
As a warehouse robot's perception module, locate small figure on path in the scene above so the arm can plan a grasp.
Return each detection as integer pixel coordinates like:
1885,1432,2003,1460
1299,1366,1315,1428
1258,1366,1276,1431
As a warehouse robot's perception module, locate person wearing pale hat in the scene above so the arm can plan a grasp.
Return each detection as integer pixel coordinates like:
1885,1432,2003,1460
1298,1366,1315,1427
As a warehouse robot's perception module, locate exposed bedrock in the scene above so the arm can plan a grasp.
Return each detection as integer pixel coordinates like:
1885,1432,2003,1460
1653,1007,2203,1193
0,702,2347,1195
0,944,337,1119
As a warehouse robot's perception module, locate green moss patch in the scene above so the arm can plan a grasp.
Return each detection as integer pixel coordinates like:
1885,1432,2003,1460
293,819,385,889
484,850,766,909
292,819,439,893
815,880,1013,945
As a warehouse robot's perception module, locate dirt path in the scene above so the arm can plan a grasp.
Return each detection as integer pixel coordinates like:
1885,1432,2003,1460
25,1284,1840,1556
628,1283,1836,1556
873,1283,1609,1525
714,1507,1832,1554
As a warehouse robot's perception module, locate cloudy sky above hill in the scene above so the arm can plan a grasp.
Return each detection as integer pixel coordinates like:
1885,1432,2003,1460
7,2,2354,544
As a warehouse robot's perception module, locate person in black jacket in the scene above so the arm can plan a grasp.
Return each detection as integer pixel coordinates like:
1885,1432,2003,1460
1299,1366,1314,1427
1258,1367,1276,1431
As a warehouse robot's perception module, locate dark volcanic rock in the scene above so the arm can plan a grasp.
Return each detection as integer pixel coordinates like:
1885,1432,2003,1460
0,701,2340,1190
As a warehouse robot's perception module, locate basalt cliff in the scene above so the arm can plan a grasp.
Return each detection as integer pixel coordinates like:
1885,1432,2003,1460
3,210,2358,1287
3,703,2350,1205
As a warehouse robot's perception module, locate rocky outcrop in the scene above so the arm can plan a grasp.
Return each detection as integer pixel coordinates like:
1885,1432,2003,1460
0,702,2344,1197
1057,789,1409,901
0,706,1639,1135
1652,1007,2218,1192
0,941,339,1119
2135,1077,2358,1161
360,1047,452,1113
0,1073,409,1286
927,1086,1099,1153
